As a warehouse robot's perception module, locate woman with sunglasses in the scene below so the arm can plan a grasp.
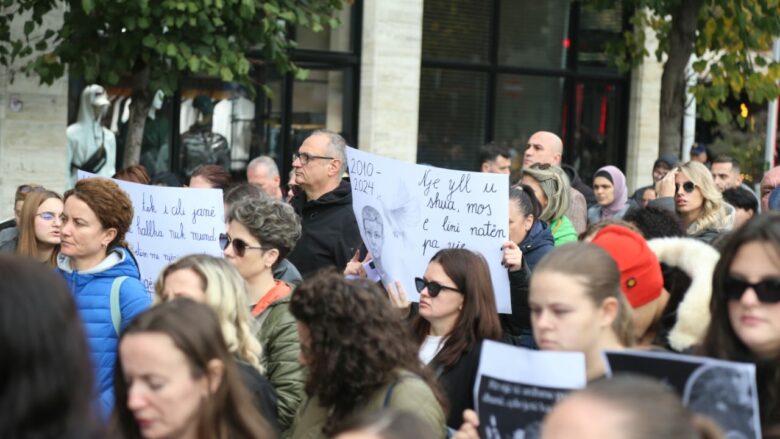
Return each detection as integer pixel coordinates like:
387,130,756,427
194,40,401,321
15,190,63,266
55,177,151,416
699,214,780,437
520,164,578,245
154,254,279,432
223,196,303,435
654,161,734,244
404,248,502,430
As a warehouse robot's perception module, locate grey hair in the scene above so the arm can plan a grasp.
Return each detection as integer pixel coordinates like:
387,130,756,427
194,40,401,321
227,198,302,266
312,129,347,174
247,156,280,178
223,182,271,208
522,164,571,222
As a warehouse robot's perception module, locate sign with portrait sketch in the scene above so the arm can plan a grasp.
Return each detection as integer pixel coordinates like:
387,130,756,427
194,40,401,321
604,350,762,439
77,171,224,295
474,341,587,439
345,147,512,312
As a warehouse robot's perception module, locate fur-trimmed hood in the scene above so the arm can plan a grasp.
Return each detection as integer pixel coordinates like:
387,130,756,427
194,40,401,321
647,237,720,351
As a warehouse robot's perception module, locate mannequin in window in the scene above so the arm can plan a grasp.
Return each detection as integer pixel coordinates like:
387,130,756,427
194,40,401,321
139,90,171,176
66,84,116,188
180,95,229,177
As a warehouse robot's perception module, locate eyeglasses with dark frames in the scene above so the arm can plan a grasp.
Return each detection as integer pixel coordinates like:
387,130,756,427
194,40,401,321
414,277,462,298
292,151,335,166
675,181,696,194
724,275,780,304
219,233,270,257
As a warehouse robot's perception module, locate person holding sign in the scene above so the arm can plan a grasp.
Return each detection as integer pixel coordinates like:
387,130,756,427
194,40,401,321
700,213,780,437
55,178,152,415
289,271,447,439
154,255,279,432
286,130,362,277
529,243,634,381
395,249,503,430
521,164,578,245
224,196,304,434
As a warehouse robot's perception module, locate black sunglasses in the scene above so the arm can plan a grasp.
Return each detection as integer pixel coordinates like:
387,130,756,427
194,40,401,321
675,181,696,194
415,277,461,297
219,233,268,257
724,276,780,304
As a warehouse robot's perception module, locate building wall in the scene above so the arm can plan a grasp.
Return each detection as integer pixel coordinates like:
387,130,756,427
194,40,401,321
358,0,424,162
0,6,68,220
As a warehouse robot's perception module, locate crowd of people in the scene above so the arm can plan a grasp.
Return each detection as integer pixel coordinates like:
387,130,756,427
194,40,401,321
1,128,779,439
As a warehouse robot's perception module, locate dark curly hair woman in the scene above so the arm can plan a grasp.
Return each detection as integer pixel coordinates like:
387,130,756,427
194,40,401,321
288,270,447,439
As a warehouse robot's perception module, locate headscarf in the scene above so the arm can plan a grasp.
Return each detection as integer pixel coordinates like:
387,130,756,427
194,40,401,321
594,165,628,219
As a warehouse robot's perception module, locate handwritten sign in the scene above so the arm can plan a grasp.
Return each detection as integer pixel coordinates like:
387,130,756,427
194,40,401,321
604,350,761,438
77,171,224,293
474,341,586,438
346,147,511,312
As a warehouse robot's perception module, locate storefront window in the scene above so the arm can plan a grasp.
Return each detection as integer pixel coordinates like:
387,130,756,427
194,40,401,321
417,68,487,170
498,0,571,69
422,0,491,63
295,6,353,52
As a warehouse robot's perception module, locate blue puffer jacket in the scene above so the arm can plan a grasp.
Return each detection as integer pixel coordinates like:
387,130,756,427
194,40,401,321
520,220,555,271
56,247,151,416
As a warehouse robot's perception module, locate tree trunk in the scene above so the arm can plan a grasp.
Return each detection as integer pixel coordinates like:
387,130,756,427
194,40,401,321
123,62,151,167
658,0,702,157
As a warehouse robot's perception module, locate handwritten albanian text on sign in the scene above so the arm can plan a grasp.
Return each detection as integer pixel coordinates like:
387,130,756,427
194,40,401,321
77,172,224,294
346,147,511,313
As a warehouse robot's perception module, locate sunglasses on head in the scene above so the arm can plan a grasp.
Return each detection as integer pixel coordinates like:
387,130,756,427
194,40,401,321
724,275,780,304
675,181,696,194
218,233,268,257
414,277,462,297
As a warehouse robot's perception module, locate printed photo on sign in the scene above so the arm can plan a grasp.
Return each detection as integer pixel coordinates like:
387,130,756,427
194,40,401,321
346,147,512,312
604,350,761,439
474,341,587,438
77,171,224,294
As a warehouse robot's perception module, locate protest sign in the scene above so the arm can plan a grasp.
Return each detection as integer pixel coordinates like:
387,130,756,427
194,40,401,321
474,340,587,438
345,147,511,312
604,350,762,439
77,171,224,294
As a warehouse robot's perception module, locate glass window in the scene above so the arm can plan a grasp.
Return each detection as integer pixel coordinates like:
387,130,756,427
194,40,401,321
422,0,491,63
577,3,623,73
493,74,566,178
498,0,572,69
567,81,623,182
417,68,487,170
295,6,353,52
289,69,347,149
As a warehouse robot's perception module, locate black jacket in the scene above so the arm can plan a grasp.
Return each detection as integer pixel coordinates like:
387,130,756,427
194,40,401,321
236,360,280,435
287,180,362,277
499,263,532,338
519,220,555,271
434,341,485,429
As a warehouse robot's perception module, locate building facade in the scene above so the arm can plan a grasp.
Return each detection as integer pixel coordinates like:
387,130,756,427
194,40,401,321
1,0,664,219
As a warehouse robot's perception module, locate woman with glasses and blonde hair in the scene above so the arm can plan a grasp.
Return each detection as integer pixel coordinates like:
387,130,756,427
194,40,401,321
155,254,278,431
16,190,63,266
654,161,735,244
520,164,578,245
223,196,303,434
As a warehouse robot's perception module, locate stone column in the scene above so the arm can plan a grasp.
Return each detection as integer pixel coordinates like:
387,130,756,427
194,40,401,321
0,6,68,219
625,29,664,192
358,0,424,162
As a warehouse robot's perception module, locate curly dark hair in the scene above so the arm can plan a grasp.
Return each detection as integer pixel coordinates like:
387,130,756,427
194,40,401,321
289,270,447,435
64,178,134,249
623,205,685,239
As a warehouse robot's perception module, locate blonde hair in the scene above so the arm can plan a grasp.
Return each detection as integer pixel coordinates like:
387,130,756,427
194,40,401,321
521,164,571,222
678,161,729,236
154,254,263,371
534,243,635,347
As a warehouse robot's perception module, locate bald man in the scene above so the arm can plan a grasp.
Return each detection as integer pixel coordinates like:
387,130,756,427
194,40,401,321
760,166,780,211
523,131,588,234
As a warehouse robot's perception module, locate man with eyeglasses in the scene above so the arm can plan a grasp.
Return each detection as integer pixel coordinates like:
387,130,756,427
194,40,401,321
286,130,361,277
523,131,589,234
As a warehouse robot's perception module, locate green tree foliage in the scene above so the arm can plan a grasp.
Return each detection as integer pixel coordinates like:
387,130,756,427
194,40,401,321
0,0,346,165
585,0,780,156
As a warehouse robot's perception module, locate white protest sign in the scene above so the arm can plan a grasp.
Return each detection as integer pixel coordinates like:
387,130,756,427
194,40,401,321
474,340,587,438
345,147,511,313
77,171,224,293
604,350,762,438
